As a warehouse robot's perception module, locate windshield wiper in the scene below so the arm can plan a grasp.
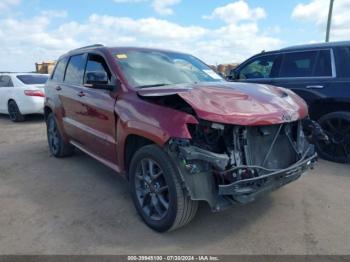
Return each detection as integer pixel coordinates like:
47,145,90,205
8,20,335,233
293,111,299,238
135,83,171,89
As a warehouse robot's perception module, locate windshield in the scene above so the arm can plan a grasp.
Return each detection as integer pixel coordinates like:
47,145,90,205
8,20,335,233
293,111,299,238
114,50,223,88
17,75,48,85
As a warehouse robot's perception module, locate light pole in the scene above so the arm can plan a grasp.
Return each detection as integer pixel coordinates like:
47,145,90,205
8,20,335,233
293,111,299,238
325,0,335,42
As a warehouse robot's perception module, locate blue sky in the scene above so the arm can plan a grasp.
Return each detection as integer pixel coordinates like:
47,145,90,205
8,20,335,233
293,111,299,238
17,0,320,43
0,0,349,71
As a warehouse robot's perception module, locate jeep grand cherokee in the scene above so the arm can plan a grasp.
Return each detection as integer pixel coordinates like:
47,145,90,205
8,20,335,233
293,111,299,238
44,45,322,232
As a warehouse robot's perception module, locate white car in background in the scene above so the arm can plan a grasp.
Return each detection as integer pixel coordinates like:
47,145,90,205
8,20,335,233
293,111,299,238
0,73,49,122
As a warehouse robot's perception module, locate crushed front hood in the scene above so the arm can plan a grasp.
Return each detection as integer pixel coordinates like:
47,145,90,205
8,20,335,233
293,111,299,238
137,82,308,126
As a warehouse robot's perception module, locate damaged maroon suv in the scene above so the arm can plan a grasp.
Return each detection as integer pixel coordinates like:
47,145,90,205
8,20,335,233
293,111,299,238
45,45,322,232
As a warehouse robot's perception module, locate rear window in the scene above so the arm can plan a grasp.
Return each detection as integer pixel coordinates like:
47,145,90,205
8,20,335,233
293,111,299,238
16,75,48,85
52,57,68,82
314,50,332,77
334,46,350,77
279,51,318,78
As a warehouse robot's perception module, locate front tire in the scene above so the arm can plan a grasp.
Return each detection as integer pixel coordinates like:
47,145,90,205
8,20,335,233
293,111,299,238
316,111,350,163
129,145,198,232
8,100,25,122
46,113,74,157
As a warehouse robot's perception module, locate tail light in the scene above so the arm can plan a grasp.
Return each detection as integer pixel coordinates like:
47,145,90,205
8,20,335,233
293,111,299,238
24,90,45,97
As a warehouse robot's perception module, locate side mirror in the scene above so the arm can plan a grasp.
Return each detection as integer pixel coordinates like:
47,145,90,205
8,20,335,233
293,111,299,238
85,71,113,90
226,69,239,81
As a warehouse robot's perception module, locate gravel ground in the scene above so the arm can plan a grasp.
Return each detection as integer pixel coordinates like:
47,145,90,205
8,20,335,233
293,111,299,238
0,114,349,255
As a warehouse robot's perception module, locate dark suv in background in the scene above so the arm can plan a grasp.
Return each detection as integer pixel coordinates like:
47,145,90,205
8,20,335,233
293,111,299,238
229,41,350,163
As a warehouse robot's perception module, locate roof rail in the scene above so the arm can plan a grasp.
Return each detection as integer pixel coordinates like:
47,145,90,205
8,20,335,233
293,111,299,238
69,44,104,52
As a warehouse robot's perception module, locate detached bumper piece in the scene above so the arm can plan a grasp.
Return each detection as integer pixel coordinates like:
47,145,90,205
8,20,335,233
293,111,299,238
218,153,317,204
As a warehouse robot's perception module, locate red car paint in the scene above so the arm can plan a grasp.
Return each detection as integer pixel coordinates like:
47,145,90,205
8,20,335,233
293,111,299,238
45,47,309,174
137,82,308,126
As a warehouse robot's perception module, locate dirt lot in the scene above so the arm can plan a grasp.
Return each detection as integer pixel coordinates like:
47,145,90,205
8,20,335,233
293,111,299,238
0,114,349,255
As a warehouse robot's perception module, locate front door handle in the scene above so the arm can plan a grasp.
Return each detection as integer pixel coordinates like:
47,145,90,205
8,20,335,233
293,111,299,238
306,85,324,89
77,91,85,97
55,86,62,91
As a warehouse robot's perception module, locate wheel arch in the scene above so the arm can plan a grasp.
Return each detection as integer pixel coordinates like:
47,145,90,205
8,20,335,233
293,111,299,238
44,106,53,121
310,99,350,120
7,98,16,107
124,134,155,176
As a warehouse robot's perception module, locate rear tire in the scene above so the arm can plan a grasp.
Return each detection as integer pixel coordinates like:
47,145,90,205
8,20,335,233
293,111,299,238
8,100,25,122
129,144,198,232
46,113,74,157
316,111,350,163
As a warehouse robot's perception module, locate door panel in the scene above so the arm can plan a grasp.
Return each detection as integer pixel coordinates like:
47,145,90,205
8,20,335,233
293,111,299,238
73,87,117,163
271,49,334,117
60,84,89,143
58,54,87,142
70,53,118,163
271,77,330,104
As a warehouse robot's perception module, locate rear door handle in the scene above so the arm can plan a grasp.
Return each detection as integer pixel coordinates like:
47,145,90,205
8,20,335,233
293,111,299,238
55,86,62,91
306,85,324,89
77,91,85,97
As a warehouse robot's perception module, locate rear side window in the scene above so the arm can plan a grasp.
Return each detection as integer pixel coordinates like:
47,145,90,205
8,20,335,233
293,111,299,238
17,75,49,85
64,54,86,85
52,57,68,82
279,51,318,78
314,50,332,77
334,46,350,77
0,75,13,87
239,54,280,79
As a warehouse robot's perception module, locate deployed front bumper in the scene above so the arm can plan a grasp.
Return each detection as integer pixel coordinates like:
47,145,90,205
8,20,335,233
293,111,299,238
218,153,317,204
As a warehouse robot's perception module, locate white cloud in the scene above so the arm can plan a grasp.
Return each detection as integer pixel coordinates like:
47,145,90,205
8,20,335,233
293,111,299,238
113,0,181,16
0,1,282,71
203,0,266,24
151,0,181,16
40,10,68,18
0,0,20,12
292,0,350,40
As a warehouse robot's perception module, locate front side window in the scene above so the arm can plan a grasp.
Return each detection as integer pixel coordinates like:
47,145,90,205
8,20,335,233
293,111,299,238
52,57,68,82
114,50,223,88
64,54,86,85
279,51,318,78
0,75,13,87
239,54,279,79
84,54,111,84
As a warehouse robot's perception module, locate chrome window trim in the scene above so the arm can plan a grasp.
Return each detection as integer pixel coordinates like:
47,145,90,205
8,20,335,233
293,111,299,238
242,76,334,81
330,48,337,78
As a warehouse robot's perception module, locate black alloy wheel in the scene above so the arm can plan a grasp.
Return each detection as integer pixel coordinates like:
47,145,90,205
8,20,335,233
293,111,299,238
46,113,74,157
135,158,170,221
8,100,24,122
316,111,350,163
129,145,198,232
47,115,61,156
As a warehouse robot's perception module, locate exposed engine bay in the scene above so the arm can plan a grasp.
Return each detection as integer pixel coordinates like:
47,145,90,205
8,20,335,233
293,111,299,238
137,83,326,210
168,119,324,210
